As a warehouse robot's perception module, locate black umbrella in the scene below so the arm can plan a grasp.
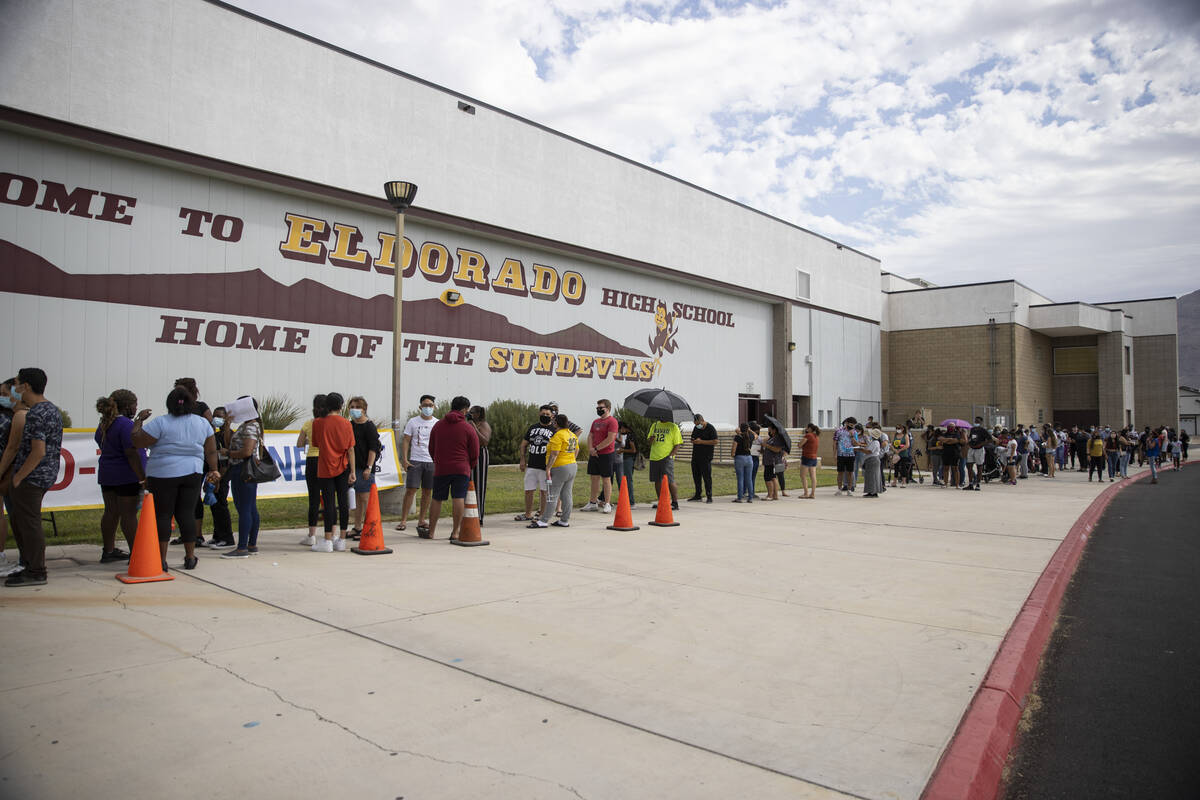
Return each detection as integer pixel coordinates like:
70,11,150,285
761,413,792,453
622,388,694,423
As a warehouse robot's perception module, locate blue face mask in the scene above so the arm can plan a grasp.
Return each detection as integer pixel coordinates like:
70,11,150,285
9,386,20,404
420,406,434,417
349,408,363,420
212,417,225,428
0,395,11,410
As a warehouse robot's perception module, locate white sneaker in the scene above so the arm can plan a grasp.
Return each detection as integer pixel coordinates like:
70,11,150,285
602,503,613,513
313,538,333,553
299,535,315,547
332,538,346,552
580,502,598,512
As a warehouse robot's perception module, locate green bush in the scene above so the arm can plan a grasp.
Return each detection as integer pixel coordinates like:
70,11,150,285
615,406,652,458
259,392,304,429
478,399,540,464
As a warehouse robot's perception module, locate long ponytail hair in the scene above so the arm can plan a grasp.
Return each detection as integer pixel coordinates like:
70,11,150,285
96,389,137,437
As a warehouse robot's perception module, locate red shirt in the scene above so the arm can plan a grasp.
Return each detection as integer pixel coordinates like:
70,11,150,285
428,411,480,476
313,415,354,478
590,415,619,454
801,432,819,460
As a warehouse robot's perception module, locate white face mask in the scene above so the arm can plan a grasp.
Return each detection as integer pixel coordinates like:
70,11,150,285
212,417,225,428
420,406,434,417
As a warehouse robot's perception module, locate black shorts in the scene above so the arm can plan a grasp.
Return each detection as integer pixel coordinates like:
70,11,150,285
101,482,142,498
432,474,469,501
586,453,617,476
836,456,855,472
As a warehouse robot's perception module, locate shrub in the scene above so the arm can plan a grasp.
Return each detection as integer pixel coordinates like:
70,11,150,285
259,392,304,429
478,399,540,465
615,406,653,458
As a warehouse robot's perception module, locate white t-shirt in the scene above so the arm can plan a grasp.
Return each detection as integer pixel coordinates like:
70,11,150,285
403,415,438,462
1006,440,1018,459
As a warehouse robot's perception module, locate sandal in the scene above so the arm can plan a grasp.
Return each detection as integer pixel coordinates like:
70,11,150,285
395,522,407,530
349,528,362,540
514,514,534,522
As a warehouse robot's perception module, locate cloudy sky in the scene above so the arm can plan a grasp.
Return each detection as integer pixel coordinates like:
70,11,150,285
229,0,1200,303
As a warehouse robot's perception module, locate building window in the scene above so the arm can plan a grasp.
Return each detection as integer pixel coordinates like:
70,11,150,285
1124,346,1131,375
1053,345,1098,375
795,269,810,300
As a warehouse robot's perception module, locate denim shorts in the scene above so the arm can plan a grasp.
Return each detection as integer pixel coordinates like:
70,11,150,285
352,470,376,493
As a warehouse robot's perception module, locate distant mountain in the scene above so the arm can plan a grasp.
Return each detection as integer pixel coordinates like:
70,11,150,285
0,239,647,358
1180,289,1200,388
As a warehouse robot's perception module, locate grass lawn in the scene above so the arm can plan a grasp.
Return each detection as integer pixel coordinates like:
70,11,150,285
23,462,843,547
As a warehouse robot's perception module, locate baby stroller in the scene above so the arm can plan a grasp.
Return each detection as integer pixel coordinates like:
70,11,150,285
980,443,1003,483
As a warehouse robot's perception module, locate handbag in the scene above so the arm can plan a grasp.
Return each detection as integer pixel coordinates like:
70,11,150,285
244,440,281,483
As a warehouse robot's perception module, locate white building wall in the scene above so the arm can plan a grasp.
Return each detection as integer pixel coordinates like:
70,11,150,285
0,0,882,323
1096,299,1178,337
1,131,778,429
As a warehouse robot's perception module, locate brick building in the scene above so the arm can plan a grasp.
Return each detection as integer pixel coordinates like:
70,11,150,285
880,275,1179,431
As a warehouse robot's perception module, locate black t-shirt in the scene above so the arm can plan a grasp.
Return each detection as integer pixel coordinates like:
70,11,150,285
691,423,718,462
352,420,382,469
733,432,752,456
967,425,990,448
523,422,555,469
941,434,961,460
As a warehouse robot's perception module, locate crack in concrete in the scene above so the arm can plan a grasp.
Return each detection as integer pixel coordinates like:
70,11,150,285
84,573,587,799
190,652,586,799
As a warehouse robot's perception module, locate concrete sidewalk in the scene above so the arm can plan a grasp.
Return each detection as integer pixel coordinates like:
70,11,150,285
0,470,1122,799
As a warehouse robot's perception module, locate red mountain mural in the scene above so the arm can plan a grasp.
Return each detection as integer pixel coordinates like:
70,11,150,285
0,240,646,357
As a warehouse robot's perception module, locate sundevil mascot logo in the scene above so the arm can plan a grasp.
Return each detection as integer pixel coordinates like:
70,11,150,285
648,301,680,376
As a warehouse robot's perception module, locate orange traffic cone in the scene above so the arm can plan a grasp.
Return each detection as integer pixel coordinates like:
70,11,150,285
607,474,640,532
117,494,173,583
451,480,490,547
352,484,393,555
647,475,679,527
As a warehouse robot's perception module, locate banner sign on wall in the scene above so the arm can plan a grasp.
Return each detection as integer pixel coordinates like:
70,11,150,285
43,429,402,512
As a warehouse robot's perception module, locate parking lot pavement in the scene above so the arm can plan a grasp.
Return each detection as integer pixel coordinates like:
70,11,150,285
1,468,1120,800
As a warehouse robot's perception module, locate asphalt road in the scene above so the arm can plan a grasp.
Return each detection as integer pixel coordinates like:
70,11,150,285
1002,463,1200,799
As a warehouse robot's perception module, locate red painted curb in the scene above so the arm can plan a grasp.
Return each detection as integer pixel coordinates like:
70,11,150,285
920,467,1162,800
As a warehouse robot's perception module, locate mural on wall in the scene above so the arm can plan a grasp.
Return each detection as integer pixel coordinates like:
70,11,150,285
0,137,776,426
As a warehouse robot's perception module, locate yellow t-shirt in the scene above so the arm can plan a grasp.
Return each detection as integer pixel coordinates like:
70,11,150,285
1088,437,1105,457
546,428,578,468
648,421,682,461
301,418,320,459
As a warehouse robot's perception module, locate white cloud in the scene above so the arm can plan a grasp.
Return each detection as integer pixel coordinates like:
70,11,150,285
230,0,1200,301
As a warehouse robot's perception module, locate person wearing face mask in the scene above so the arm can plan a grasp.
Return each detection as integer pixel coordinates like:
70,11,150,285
204,405,235,548
347,396,382,538
582,399,619,513
397,394,437,535
516,405,555,522
2,368,63,587
0,379,23,577
467,405,491,525
93,389,146,562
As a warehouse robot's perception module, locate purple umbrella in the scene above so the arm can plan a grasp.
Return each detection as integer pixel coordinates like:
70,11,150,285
940,418,972,429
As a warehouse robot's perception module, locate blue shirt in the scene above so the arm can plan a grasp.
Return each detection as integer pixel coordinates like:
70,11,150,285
14,401,63,489
143,413,212,478
834,428,854,457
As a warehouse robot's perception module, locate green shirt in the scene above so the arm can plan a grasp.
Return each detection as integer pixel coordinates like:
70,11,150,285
648,421,682,462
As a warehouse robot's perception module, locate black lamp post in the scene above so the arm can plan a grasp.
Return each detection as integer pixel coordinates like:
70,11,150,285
384,180,418,434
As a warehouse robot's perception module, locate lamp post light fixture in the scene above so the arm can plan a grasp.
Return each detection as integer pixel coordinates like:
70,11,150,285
384,180,418,434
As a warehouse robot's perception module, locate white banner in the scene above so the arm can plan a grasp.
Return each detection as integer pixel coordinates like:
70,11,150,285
44,429,402,511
